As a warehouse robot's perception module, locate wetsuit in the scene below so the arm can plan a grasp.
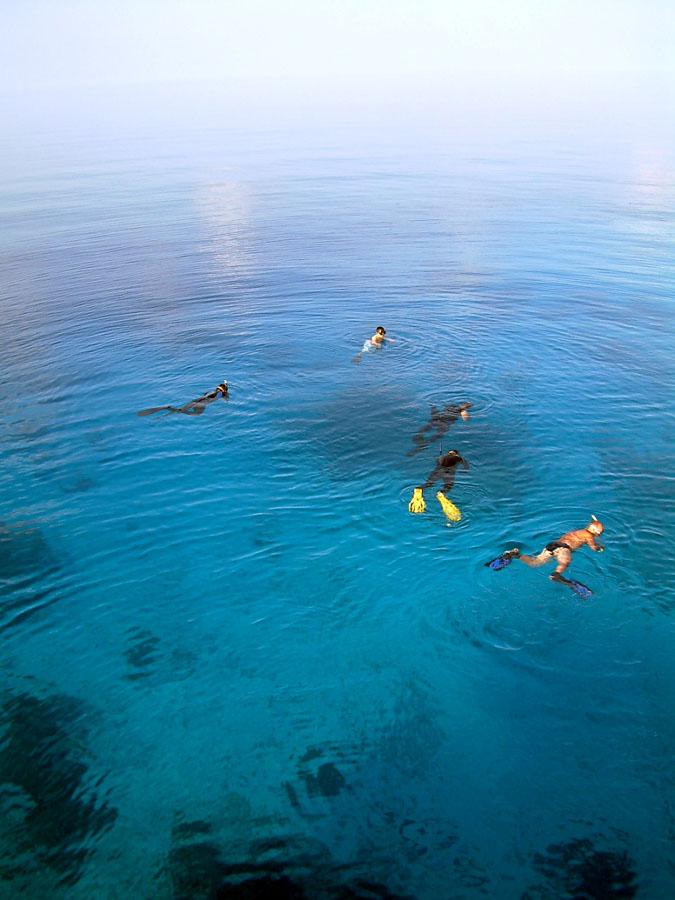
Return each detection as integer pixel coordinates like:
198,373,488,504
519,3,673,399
137,382,228,417
407,402,471,457
422,450,468,496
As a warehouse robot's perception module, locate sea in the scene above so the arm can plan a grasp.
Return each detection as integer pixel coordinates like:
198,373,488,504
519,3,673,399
1,95,674,898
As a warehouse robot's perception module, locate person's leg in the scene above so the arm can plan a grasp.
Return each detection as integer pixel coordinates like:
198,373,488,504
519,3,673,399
551,572,574,587
422,466,442,490
137,405,175,416
518,548,553,568
440,469,456,496
407,426,440,456
177,402,206,415
409,422,434,446
549,547,573,580
414,423,434,440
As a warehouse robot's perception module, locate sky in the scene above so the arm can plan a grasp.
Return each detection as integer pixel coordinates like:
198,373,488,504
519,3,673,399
1,0,674,137
3,0,674,92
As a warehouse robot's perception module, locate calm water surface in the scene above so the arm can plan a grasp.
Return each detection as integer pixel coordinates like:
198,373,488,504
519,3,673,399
1,122,674,898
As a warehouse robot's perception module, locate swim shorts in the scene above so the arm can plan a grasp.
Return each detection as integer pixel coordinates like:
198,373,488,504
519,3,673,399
545,541,571,554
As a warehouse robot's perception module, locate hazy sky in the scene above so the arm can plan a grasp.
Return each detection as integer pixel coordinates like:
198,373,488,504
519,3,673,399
3,0,674,96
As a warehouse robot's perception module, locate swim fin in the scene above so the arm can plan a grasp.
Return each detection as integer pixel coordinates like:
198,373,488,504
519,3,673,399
436,492,461,522
137,405,174,417
567,579,593,600
485,549,519,570
408,488,426,514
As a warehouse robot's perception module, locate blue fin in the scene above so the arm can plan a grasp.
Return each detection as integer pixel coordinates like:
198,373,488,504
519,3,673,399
568,579,593,599
485,555,513,571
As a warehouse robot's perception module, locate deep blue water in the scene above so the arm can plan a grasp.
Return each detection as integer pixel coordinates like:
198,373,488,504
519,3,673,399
1,121,674,898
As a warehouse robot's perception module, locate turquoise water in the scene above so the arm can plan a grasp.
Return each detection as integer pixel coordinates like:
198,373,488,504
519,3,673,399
1,123,674,898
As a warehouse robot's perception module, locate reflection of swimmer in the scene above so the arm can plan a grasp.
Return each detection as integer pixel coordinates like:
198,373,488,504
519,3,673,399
352,326,395,364
406,402,471,458
409,449,468,513
487,516,604,597
137,381,229,417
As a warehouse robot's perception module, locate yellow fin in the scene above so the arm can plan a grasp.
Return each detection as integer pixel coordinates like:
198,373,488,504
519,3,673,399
408,488,426,514
436,492,461,522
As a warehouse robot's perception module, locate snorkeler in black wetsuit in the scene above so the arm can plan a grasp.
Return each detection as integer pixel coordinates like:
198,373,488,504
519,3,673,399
406,402,472,457
137,381,229,417
421,449,469,497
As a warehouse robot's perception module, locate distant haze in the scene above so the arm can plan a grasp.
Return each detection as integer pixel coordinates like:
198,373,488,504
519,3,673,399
2,1,674,138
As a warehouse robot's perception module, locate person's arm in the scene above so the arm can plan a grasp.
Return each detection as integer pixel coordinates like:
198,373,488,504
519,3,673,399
585,533,604,552
461,456,470,470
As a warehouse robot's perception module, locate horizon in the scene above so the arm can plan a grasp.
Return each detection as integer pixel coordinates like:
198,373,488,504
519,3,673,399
3,1,673,118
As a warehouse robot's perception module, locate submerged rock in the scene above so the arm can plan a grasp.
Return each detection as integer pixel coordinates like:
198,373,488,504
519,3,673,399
530,837,638,898
214,874,306,899
165,825,410,900
0,522,57,591
124,626,161,681
0,690,117,887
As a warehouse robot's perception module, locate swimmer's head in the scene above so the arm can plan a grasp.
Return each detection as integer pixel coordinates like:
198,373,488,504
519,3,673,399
375,326,386,335
587,514,604,535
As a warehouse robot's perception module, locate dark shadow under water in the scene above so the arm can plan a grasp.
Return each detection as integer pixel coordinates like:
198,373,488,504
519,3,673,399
0,689,117,888
165,821,412,900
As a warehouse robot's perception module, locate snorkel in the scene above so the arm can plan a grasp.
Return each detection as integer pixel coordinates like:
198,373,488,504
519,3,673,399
587,514,604,535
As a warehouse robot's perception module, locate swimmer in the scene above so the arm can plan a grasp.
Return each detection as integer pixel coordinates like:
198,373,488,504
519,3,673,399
407,401,472,458
352,326,395,364
137,381,229,417
486,516,605,597
409,449,469,512
422,448,468,497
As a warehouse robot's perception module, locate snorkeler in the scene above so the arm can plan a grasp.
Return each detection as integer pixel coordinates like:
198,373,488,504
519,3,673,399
352,326,395,364
408,449,468,515
407,402,472,457
137,381,229,417
485,516,605,598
